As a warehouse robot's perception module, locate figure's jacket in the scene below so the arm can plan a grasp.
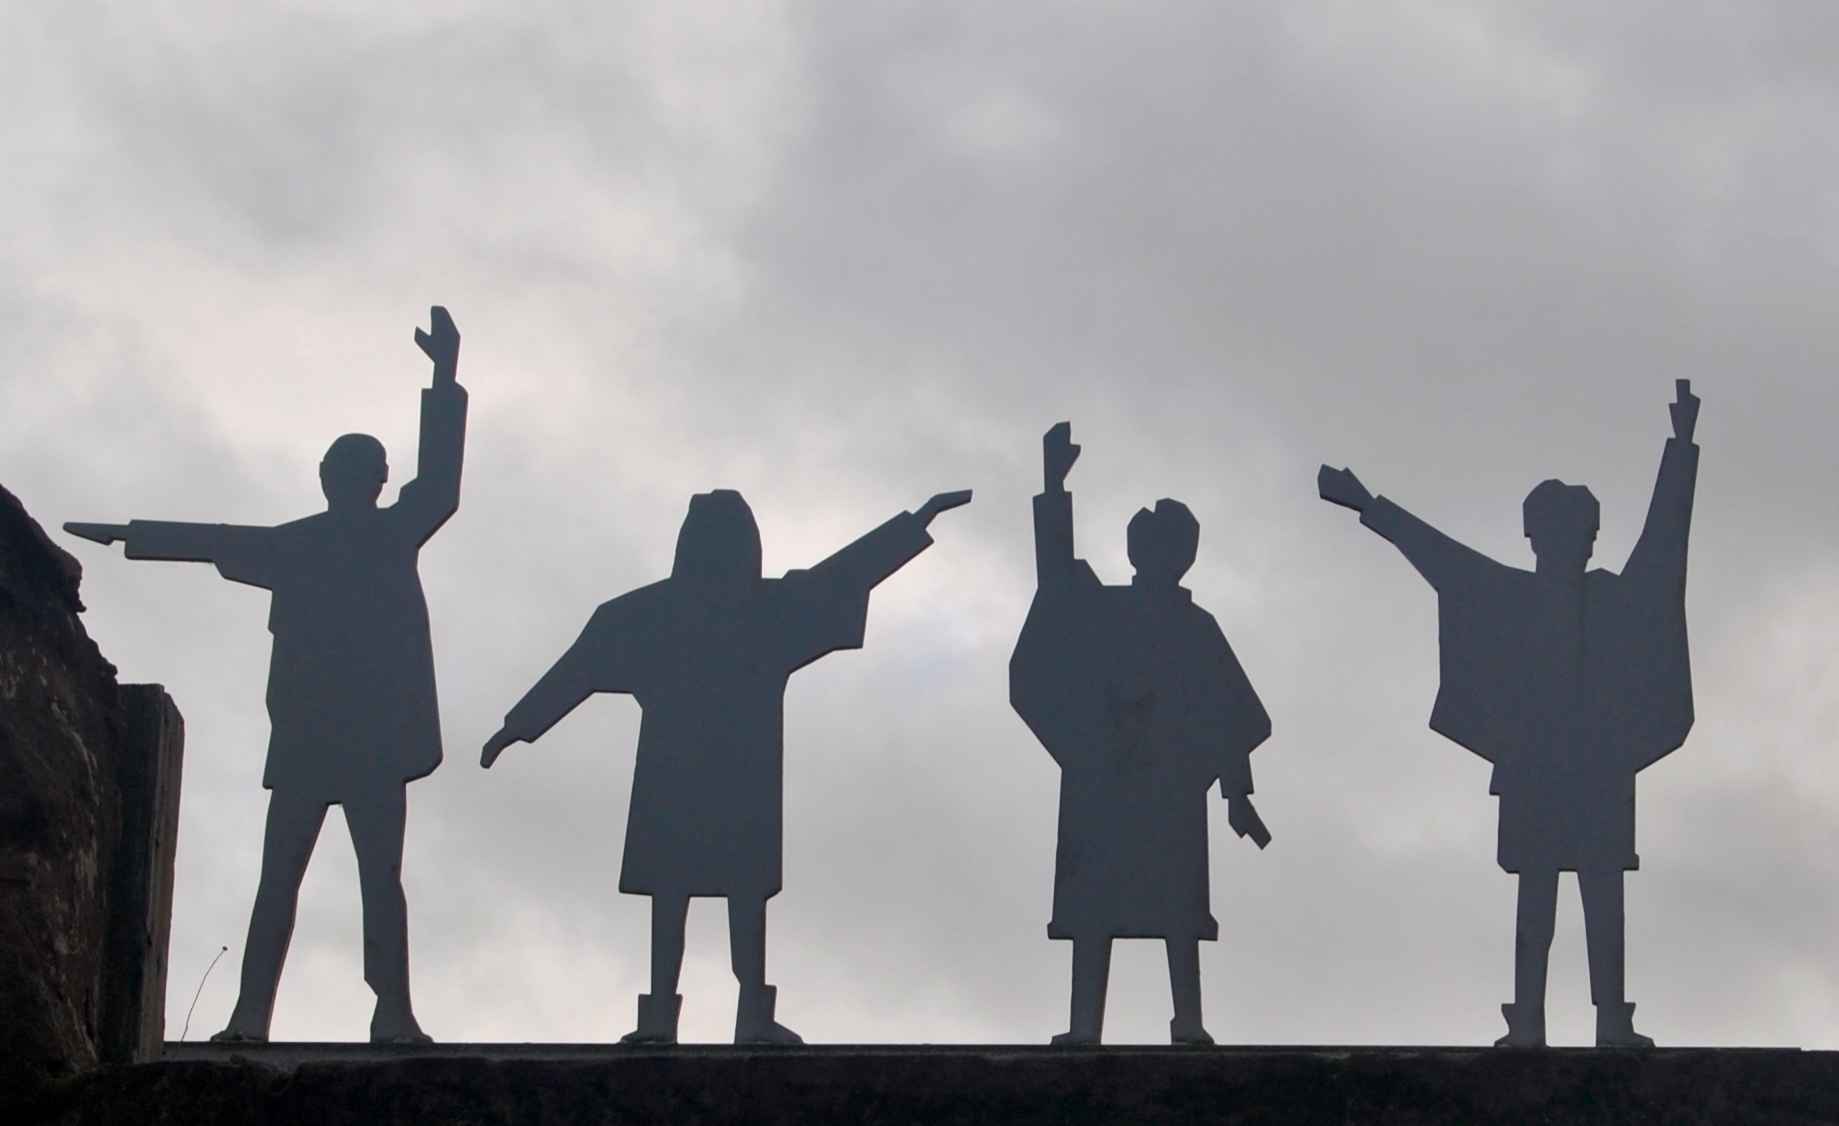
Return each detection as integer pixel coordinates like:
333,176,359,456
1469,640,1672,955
118,383,468,802
500,512,933,899
1010,488,1270,942
1361,437,1697,873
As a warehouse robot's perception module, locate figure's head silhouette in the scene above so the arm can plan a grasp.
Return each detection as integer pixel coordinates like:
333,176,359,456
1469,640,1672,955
673,489,763,595
320,433,388,511
1127,499,1199,587
1522,479,1599,574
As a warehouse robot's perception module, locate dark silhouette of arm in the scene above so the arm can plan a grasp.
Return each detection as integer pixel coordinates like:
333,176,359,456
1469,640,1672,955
395,306,468,542
1035,422,1100,592
483,591,651,766
805,511,935,597
1623,383,1700,586
1358,498,1494,593
66,520,276,589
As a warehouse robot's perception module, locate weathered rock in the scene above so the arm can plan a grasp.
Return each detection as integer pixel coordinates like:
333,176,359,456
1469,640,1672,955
0,483,183,1090
12,1045,1839,1126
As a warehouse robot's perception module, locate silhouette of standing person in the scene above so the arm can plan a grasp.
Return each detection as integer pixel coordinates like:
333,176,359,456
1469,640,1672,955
1318,380,1700,1048
482,485,972,1044
1011,423,1272,1046
64,306,468,1044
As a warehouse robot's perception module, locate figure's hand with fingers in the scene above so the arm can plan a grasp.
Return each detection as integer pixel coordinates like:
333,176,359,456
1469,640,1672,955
1317,465,1374,514
414,305,461,385
1670,379,1700,443
916,489,973,529
481,727,521,769
1043,421,1080,492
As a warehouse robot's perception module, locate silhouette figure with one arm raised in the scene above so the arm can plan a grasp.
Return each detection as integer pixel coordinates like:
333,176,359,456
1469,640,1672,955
1011,422,1272,1046
482,485,971,1044
64,306,469,1044
1318,380,1699,1048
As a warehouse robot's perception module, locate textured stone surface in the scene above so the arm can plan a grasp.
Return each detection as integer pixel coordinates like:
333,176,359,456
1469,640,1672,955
11,1045,1838,1126
0,483,183,1086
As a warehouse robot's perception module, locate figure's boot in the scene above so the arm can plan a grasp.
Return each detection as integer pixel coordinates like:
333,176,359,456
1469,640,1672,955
369,993,433,1045
1169,1017,1215,1046
735,985,802,1045
621,993,683,1045
1493,1002,1546,1048
1595,1002,1654,1049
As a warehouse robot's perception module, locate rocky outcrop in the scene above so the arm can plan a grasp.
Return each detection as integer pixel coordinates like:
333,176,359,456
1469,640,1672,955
0,484,183,1089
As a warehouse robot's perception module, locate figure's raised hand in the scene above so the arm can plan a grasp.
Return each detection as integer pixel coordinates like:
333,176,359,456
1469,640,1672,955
1317,465,1373,513
481,727,520,769
414,305,461,384
916,489,973,528
1670,379,1700,443
1043,421,1080,491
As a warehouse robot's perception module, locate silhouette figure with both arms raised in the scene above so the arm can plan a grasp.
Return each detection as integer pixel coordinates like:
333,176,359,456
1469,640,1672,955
1318,380,1700,1049
482,485,972,1044
1011,422,1272,1046
63,306,468,1044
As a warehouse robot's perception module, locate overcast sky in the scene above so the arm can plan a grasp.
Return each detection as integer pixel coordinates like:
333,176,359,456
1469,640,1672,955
6,2,1838,1048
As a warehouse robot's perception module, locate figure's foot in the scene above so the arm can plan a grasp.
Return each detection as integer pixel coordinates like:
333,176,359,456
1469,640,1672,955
621,993,682,1045
734,985,804,1045
1049,1029,1101,1047
1170,1019,1214,1046
209,1024,268,1044
1492,1002,1546,1048
1595,1002,1655,1050
370,996,433,1045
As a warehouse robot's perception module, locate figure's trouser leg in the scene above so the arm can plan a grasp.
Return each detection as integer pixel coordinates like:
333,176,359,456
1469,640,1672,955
1512,869,1559,1012
1059,937,1112,1044
622,895,689,1043
730,895,801,1043
222,790,328,1037
1579,867,1650,1046
1166,938,1211,1044
345,786,412,1009
1577,868,1625,1006
650,895,691,997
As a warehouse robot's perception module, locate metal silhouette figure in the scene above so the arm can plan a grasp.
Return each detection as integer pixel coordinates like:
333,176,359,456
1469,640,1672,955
65,306,468,1044
482,486,972,1045
1318,380,1700,1049
1010,422,1272,1046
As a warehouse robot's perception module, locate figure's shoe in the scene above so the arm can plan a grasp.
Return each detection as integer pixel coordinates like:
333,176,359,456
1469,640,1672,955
1492,1002,1546,1048
620,993,682,1045
1595,1002,1655,1049
209,1025,268,1044
370,997,433,1045
1170,1018,1214,1046
1049,1029,1100,1047
735,985,803,1045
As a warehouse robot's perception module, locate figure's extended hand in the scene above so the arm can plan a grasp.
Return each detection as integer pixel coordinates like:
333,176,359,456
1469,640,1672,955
414,305,461,384
481,727,521,769
1043,421,1080,491
916,489,973,528
1227,795,1272,849
64,522,130,547
1670,379,1700,443
1317,465,1374,514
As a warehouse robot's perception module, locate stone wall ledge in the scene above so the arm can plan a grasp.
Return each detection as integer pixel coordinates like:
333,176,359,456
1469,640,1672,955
14,1044,1837,1125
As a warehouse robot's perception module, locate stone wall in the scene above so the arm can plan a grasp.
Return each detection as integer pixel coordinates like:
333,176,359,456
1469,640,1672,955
0,484,183,1085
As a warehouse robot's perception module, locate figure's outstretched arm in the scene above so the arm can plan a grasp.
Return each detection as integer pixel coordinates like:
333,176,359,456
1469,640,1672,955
1318,465,1492,591
396,305,470,543
1623,380,1700,585
64,520,275,588
805,489,968,595
1034,422,1100,591
483,599,632,768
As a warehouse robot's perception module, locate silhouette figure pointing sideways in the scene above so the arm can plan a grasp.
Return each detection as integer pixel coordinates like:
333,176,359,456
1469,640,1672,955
1318,381,1700,1049
64,306,469,1044
482,485,971,1045
1011,423,1272,1046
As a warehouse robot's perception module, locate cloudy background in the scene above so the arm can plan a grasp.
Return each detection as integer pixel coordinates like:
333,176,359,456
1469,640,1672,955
5,1,1838,1048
